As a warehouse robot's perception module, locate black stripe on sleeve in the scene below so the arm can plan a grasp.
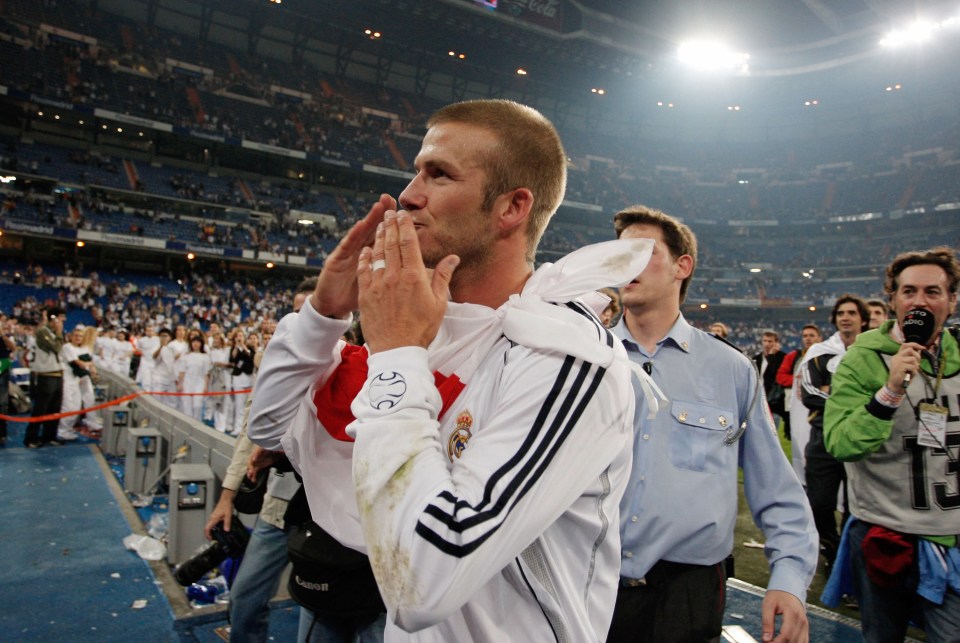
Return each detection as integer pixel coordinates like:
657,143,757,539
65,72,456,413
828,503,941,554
415,354,608,557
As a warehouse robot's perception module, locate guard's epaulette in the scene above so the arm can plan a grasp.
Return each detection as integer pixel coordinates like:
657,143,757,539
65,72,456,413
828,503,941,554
708,332,744,354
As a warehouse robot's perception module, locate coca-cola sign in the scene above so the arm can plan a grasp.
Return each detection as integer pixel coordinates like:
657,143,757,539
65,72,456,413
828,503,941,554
500,0,563,32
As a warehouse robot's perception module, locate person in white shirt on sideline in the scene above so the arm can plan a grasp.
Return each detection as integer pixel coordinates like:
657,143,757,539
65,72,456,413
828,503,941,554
57,326,97,441
176,336,212,421
152,328,179,410
135,324,160,391
207,332,233,432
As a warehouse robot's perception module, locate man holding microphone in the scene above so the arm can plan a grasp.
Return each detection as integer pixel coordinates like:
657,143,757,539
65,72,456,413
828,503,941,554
825,247,960,643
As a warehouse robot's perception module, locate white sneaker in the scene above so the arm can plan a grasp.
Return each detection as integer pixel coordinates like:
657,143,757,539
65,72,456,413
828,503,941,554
57,430,79,441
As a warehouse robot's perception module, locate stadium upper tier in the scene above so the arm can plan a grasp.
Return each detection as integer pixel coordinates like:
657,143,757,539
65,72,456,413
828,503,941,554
3,135,957,309
1,0,958,194
0,0,958,309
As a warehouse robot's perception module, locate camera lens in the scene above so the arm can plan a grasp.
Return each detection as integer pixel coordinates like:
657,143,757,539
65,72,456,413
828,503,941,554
172,521,250,587
174,541,228,586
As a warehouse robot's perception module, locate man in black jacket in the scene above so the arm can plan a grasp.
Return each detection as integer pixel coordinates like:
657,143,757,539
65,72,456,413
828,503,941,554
800,294,869,573
754,329,786,429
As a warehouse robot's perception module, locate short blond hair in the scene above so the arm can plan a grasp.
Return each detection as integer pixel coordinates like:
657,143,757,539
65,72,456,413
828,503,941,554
428,100,566,262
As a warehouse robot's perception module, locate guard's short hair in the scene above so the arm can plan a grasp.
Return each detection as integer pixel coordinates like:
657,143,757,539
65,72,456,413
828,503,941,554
884,247,960,297
428,99,566,263
613,205,698,304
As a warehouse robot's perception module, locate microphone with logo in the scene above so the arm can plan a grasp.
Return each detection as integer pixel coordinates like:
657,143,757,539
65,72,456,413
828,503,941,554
901,308,935,387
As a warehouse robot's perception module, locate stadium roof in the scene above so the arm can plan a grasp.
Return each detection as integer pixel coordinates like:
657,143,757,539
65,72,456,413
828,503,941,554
224,0,960,80
91,0,960,138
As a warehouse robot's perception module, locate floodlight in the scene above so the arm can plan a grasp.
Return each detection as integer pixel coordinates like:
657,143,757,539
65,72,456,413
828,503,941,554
880,20,938,47
879,14,960,48
678,40,749,72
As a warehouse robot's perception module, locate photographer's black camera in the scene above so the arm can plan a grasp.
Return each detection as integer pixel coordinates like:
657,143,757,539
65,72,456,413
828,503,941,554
174,522,250,586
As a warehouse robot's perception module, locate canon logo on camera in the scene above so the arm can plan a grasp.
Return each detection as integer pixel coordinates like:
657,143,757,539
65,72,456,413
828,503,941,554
294,574,330,592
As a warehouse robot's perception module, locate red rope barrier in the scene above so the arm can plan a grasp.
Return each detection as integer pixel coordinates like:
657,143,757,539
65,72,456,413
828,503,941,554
0,388,253,423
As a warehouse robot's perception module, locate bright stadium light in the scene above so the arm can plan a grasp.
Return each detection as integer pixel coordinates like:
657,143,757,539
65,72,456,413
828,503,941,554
678,40,750,72
879,16,958,47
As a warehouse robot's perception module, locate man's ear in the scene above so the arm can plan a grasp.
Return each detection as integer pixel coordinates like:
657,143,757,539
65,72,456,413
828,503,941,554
494,187,534,234
675,254,694,281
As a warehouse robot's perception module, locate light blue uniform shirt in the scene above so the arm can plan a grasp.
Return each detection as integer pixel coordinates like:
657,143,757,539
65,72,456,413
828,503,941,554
612,314,818,601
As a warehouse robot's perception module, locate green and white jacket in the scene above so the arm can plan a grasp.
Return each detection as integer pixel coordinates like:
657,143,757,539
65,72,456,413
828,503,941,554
825,320,960,538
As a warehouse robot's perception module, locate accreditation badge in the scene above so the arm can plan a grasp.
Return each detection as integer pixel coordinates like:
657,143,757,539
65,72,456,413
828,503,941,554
917,402,948,448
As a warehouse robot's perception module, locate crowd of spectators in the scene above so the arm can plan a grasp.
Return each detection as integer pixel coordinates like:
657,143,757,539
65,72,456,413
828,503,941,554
0,259,301,336
2,0,960,227
1,0,958,331
0,255,926,361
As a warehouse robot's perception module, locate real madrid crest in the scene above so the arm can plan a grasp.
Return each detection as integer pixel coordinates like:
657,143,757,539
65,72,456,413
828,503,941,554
447,410,474,461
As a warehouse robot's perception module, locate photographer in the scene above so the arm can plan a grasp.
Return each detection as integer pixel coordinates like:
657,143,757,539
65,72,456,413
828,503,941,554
24,308,65,448
203,278,384,643
203,429,298,643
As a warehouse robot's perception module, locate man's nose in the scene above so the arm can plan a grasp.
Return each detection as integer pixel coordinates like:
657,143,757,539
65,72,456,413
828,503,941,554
398,177,424,211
